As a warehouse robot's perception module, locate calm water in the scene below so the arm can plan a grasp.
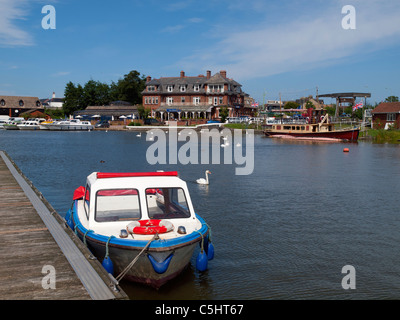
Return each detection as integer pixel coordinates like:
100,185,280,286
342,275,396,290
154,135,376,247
1,129,400,300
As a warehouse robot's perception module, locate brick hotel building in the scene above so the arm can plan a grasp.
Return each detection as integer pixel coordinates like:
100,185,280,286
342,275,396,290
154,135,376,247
142,70,253,121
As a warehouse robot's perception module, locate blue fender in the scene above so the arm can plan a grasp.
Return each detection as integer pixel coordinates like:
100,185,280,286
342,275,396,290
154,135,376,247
148,254,174,274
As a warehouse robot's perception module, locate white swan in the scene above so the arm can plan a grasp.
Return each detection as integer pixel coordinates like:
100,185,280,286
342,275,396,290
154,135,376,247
136,132,141,137
196,170,211,185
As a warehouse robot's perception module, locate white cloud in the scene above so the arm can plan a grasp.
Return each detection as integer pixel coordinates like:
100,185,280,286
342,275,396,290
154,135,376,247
161,25,185,34
0,0,34,46
179,0,400,81
52,71,71,77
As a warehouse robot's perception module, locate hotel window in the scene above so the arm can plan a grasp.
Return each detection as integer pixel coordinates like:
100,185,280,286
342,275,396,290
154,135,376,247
213,97,218,106
145,98,148,104
167,97,173,105
387,113,396,121
167,85,173,92
0,99,5,106
219,97,223,105
148,86,156,92
194,84,200,92
155,97,159,104
193,97,200,105
208,84,224,93
19,100,24,107
181,97,186,103
180,85,186,92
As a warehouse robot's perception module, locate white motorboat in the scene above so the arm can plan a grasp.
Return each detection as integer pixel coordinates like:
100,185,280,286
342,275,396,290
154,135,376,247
47,119,94,131
17,119,43,130
65,171,213,288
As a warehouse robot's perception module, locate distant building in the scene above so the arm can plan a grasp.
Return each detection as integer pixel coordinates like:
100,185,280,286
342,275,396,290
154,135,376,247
41,92,64,109
74,101,139,121
0,95,43,117
142,70,248,121
371,102,400,129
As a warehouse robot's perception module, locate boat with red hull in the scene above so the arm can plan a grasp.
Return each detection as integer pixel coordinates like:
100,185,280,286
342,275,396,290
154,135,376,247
263,108,360,142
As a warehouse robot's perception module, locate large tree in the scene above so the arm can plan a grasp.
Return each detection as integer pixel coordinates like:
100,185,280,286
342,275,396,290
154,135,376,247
82,80,111,107
63,81,84,116
62,70,146,115
110,70,146,104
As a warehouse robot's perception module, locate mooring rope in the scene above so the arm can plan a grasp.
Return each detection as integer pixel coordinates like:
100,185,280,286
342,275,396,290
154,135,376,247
115,234,157,284
194,230,205,252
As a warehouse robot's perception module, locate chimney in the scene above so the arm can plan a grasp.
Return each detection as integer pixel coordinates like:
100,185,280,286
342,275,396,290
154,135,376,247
52,92,56,99
206,70,211,79
220,70,227,78
146,76,152,82
180,71,185,78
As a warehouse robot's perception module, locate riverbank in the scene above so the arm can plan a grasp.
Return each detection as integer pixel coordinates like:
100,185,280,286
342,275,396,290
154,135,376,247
360,128,400,143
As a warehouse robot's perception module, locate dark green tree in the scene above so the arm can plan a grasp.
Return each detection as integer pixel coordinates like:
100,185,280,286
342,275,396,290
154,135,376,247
110,70,146,104
284,101,299,109
385,96,399,102
219,106,229,123
82,80,111,107
63,81,84,116
137,105,151,119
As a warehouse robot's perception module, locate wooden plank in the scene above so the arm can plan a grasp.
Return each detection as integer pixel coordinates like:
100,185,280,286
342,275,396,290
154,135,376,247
0,151,127,300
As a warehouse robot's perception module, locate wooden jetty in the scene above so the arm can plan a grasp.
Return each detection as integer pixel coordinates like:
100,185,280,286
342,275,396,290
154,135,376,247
0,150,127,300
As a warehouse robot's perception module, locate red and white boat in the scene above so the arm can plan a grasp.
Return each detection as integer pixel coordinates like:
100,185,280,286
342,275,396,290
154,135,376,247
263,108,360,142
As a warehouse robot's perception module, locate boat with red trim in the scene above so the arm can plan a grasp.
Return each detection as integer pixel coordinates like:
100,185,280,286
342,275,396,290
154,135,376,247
263,108,360,142
65,171,213,288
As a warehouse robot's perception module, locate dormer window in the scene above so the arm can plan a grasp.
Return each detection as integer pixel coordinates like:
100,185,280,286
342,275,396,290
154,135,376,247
194,84,200,92
180,85,186,93
148,85,156,92
19,100,24,107
0,99,5,106
167,85,174,92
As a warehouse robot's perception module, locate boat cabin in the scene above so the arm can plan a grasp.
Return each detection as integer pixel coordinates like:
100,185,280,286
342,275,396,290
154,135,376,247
267,108,335,133
73,171,199,237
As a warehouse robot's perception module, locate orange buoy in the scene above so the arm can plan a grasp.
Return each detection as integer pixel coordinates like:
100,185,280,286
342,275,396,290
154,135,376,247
343,148,349,152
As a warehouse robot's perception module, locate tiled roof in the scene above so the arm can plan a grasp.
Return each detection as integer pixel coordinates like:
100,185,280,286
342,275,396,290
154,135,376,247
0,95,42,109
143,71,243,95
372,102,400,114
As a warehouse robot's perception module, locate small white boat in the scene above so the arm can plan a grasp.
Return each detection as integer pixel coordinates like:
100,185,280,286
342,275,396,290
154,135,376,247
17,119,43,130
47,119,94,131
65,171,213,288
3,121,20,130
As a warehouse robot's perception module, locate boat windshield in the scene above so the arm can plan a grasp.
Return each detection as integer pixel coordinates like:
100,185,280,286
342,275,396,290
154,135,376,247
95,189,141,222
146,187,191,219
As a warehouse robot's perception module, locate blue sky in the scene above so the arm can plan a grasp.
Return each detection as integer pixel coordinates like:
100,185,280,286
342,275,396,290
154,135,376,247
1,0,400,105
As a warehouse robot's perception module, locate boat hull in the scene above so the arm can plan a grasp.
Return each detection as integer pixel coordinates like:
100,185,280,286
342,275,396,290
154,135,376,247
47,125,93,131
84,236,197,288
68,202,209,288
264,128,360,142
17,126,40,130
3,125,19,130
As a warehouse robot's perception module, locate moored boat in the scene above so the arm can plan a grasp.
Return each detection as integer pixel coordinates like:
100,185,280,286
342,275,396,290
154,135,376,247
47,119,94,131
65,171,213,288
3,121,20,130
39,120,54,130
263,108,360,142
17,119,43,130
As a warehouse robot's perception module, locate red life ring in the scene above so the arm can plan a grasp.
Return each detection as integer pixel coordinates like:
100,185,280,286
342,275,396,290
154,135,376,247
127,220,173,235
